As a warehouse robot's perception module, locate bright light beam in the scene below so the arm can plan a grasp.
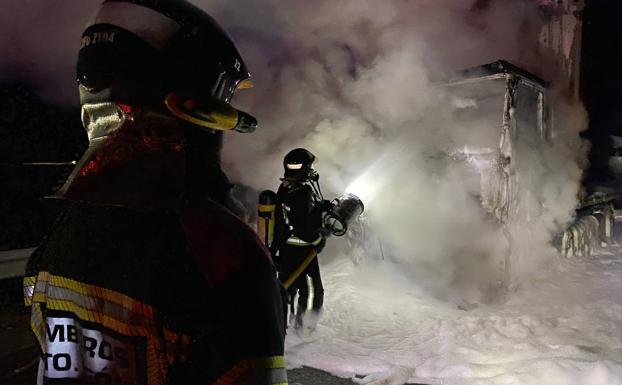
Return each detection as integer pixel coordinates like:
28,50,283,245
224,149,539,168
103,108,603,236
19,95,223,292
345,171,381,205
345,145,413,208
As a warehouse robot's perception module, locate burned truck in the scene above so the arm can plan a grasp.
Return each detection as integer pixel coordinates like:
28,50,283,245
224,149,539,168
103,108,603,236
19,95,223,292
438,60,616,281
440,61,553,222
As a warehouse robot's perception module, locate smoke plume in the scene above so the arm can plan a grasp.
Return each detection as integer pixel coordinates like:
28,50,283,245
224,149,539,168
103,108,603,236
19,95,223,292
208,0,587,302
0,0,98,103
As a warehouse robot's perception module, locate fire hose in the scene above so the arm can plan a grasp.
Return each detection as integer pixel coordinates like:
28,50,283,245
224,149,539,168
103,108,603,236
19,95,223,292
282,248,319,289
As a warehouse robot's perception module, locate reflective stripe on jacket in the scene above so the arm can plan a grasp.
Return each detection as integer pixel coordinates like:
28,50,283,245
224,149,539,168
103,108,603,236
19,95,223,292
25,201,287,385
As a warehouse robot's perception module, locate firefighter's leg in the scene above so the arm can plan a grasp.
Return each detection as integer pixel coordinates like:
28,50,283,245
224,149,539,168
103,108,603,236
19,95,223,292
277,245,297,327
288,291,296,317
285,270,307,329
294,274,309,329
279,245,313,329
285,284,298,327
308,258,324,313
279,283,290,333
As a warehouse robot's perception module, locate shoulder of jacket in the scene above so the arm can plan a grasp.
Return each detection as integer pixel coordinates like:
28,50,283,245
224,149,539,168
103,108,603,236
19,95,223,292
177,200,272,287
287,183,312,195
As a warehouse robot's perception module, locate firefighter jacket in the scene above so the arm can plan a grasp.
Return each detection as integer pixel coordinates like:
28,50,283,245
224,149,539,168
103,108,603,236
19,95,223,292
273,181,325,251
24,200,287,385
23,116,287,385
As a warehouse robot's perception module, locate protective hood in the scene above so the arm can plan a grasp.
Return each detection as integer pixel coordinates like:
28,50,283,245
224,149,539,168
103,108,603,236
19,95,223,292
54,102,186,210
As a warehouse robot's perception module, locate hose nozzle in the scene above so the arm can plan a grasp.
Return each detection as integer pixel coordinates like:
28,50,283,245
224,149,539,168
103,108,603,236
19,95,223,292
323,193,364,237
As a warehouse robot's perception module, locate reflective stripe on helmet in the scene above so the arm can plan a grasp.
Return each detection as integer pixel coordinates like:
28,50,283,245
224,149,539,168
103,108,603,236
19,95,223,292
87,2,180,49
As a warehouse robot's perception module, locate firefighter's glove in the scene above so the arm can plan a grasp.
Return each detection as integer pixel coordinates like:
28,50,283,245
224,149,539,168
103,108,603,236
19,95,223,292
320,199,335,213
319,226,332,238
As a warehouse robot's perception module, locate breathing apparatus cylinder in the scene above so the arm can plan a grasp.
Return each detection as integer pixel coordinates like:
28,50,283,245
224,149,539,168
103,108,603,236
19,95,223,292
257,190,277,247
323,193,364,237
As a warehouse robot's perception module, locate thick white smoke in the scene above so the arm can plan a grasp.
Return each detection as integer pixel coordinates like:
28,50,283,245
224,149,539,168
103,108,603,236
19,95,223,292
0,0,98,103
206,0,587,303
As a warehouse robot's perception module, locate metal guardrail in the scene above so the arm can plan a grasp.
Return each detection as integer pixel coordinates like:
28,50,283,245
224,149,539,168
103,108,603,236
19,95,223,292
0,248,35,280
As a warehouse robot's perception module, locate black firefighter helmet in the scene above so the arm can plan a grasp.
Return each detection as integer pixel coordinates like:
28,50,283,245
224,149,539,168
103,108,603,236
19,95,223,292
283,148,319,181
77,0,256,133
56,0,256,209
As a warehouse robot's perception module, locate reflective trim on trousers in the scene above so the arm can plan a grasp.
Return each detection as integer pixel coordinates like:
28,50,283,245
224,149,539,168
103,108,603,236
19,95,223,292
285,235,322,247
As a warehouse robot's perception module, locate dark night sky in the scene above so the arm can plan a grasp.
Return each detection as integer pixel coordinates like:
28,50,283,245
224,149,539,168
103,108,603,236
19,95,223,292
581,0,622,186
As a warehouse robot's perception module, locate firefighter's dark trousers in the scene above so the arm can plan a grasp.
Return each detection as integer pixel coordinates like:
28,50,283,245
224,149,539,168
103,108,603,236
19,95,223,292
277,244,324,326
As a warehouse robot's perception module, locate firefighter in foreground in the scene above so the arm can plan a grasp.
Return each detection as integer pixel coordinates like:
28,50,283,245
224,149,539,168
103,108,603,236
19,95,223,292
23,1,286,384
270,149,333,331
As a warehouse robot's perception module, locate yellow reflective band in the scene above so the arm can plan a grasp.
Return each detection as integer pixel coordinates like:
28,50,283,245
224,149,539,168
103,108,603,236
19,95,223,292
258,204,276,212
237,79,254,89
249,356,286,369
27,271,190,385
34,272,154,317
23,276,36,306
29,278,169,344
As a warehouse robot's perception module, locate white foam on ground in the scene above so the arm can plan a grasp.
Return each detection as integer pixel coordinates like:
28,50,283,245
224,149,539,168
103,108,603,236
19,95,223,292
285,250,622,385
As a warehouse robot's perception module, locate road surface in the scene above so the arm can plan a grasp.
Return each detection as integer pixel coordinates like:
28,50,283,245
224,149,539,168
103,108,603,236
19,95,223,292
1,305,428,385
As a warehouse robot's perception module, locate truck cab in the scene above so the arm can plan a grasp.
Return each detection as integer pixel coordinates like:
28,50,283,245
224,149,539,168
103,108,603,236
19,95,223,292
439,60,616,262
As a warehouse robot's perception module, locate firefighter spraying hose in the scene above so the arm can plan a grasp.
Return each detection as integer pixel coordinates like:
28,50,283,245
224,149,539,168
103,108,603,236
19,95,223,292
280,193,364,290
258,149,364,332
